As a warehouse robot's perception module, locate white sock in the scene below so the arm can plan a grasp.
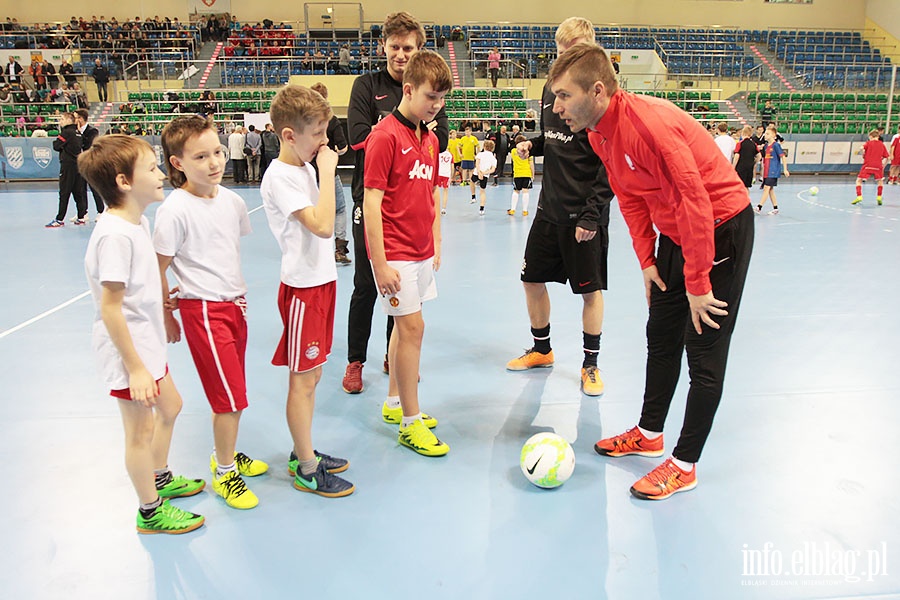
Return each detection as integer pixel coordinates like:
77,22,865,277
510,191,518,211
386,395,401,409
638,426,662,440
215,461,237,478
671,457,694,472
522,190,530,212
400,413,421,428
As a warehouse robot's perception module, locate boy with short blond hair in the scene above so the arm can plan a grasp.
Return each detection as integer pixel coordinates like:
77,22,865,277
853,129,889,206
508,134,534,216
364,49,452,457
156,115,268,511
80,134,205,534
261,85,354,496
473,138,497,215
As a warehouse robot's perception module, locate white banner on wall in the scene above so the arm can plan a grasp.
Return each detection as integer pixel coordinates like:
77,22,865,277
823,141,851,164
188,0,231,15
794,141,824,164
780,141,796,165
850,141,866,164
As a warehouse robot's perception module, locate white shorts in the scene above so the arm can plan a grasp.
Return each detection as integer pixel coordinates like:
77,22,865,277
374,259,437,316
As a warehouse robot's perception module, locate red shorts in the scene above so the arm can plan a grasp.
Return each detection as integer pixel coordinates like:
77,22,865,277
179,298,249,414
858,166,885,180
110,366,169,400
273,281,335,373
437,175,450,188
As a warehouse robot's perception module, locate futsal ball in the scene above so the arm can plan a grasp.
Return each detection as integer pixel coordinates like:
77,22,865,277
520,433,575,489
810,186,819,196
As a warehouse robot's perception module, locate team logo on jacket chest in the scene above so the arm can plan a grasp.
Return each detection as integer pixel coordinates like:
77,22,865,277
408,159,433,181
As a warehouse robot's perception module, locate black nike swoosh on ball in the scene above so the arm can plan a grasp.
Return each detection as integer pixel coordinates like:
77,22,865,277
527,455,542,475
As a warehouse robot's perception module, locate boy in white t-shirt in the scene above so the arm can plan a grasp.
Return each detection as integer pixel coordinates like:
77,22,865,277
80,134,205,535
473,139,497,216
261,85,354,497
437,148,452,215
156,115,267,511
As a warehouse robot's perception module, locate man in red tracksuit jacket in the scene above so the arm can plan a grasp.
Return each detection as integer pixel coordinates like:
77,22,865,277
548,43,754,500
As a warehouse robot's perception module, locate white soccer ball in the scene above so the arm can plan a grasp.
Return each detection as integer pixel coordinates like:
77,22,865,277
810,186,819,196
520,433,575,489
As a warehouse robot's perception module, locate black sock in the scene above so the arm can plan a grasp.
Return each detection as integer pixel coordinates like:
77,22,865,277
772,205,778,209
531,324,551,354
583,332,601,368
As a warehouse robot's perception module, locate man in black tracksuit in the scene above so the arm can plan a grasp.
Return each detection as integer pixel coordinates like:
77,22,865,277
75,108,103,217
490,124,511,184
46,113,83,227
341,12,448,393
506,18,613,398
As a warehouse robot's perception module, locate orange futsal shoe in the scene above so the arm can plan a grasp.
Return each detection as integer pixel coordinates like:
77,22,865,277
630,458,697,501
594,426,664,458
506,348,554,371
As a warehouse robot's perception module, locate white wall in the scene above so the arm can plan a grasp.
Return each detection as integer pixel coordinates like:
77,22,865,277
866,0,900,41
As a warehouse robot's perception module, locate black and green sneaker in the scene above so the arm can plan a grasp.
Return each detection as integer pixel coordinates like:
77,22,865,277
136,500,205,535
293,462,355,498
288,450,349,477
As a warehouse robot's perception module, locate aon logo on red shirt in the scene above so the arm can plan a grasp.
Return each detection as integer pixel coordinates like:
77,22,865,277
408,159,433,181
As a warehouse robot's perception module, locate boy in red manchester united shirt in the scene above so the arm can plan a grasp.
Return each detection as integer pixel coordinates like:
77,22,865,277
548,43,754,500
364,50,452,457
853,129,889,206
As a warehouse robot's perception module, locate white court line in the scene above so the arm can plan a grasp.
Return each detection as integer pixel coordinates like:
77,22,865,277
797,189,900,222
0,291,91,340
0,204,267,340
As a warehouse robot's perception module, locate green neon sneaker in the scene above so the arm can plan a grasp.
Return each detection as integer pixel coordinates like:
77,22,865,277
382,403,438,428
293,462,355,498
212,470,259,510
287,450,349,476
209,452,269,477
399,419,450,457
136,500,204,535
156,473,206,499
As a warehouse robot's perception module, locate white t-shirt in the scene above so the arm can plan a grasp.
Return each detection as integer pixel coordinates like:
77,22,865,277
715,134,736,162
260,159,337,288
438,150,453,178
85,214,167,390
153,186,251,301
475,150,497,176
228,131,245,160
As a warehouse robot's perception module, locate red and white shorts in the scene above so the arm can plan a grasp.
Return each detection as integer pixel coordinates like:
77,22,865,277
273,281,335,373
179,298,249,414
858,166,885,180
436,175,450,189
110,366,169,400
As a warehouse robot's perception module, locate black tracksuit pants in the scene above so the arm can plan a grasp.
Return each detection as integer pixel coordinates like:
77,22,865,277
638,205,754,463
348,200,393,364
56,165,86,221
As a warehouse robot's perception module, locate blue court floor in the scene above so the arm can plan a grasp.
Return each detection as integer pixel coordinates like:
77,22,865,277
0,176,898,600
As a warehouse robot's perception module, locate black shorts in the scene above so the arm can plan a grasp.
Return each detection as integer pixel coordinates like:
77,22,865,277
762,177,778,187
472,174,488,189
513,177,533,191
521,215,609,294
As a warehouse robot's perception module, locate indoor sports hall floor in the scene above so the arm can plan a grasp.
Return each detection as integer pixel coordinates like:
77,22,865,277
1,176,898,600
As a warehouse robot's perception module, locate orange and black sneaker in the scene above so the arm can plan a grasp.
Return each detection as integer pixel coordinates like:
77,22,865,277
506,348,554,371
580,366,604,396
594,426,664,457
630,458,697,501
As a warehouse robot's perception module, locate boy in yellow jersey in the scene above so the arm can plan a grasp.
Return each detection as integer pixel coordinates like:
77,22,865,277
459,126,479,189
508,134,534,216
446,129,462,183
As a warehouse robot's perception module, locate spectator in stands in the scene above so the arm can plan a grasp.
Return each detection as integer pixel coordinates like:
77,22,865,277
760,99,776,128
244,124,262,182
6,56,24,86
338,44,351,74
488,47,501,88
522,108,537,132
70,83,88,108
0,84,11,105
714,122,735,163
91,58,110,103
199,90,217,116
42,60,58,89
29,59,46,91
260,122,280,179
59,59,76,86
228,125,248,184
